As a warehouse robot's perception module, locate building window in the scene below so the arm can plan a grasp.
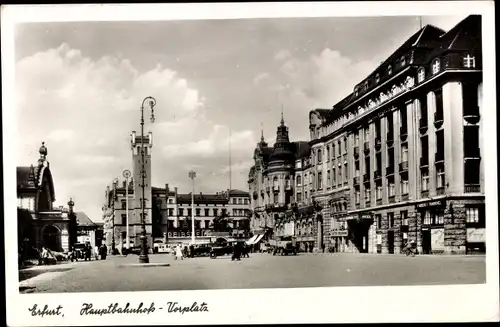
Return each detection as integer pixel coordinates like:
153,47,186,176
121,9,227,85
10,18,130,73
401,211,408,226
318,172,323,189
423,211,432,225
388,212,394,228
376,214,382,229
273,177,279,189
344,162,348,183
205,220,210,229
121,200,126,209
168,219,174,229
222,208,227,216
401,179,409,195
376,183,383,199
432,59,440,74
466,207,480,223
331,143,336,159
365,188,371,202
400,56,406,67
305,191,308,201
121,214,126,225
436,165,445,188
387,65,392,76
421,169,429,191
273,192,278,204
179,208,184,216
238,198,243,204
204,208,210,216
168,198,174,204
244,198,249,205
195,208,200,216
232,198,237,204
297,175,302,186
418,68,425,82
187,208,192,217
327,170,331,187
296,192,302,203
388,180,395,197
354,133,360,146
401,144,408,162
355,187,361,204
355,160,360,177
168,208,174,216
318,149,323,164
195,220,201,229
213,208,218,216
326,145,330,161
375,73,380,83
463,54,476,68
332,168,336,186
435,209,444,225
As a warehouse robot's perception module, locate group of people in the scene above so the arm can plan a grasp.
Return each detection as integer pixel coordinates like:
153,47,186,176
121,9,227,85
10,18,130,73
231,242,250,261
174,244,193,260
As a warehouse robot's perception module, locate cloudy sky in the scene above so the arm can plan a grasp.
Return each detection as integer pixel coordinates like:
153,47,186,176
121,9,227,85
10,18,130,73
14,15,467,222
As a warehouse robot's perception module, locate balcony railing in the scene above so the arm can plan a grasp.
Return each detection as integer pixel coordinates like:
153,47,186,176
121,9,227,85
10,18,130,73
400,125,408,141
363,174,370,183
465,184,480,193
386,132,394,145
399,161,409,172
463,106,480,124
353,176,360,185
419,117,428,133
464,149,481,159
420,157,429,167
434,112,444,128
364,141,370,153
386,166,394,176
435,152,444,164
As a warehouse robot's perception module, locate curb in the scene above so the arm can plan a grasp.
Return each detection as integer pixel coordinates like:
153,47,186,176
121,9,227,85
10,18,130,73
117,263,171,268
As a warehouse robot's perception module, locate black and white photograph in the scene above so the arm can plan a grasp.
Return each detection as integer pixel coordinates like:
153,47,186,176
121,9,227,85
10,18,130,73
3,2,498,325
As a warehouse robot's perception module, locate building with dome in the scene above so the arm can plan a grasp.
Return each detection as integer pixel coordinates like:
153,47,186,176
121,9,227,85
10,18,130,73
248,113,325,252
309,15,484,255
17,142,78,255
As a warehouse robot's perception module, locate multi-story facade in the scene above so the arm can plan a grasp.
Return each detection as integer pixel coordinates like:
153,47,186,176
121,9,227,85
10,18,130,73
309,15,484,255
103,183,251,248
248,115,325,252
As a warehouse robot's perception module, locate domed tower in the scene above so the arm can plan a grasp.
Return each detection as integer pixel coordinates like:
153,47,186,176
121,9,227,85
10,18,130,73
266,112,295,211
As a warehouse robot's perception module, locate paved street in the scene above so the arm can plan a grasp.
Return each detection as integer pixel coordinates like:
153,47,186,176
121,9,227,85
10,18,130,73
19,253,485,293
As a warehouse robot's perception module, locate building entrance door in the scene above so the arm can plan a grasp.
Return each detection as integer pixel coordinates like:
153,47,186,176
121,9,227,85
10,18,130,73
422,229,431,254
42,225,61,251
388,231,395,254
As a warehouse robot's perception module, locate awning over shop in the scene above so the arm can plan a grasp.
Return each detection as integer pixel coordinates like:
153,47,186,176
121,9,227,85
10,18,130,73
245,235,258,245
254,234,264,244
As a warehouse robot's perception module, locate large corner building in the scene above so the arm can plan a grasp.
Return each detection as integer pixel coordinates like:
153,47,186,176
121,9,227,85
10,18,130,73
248,15,485,255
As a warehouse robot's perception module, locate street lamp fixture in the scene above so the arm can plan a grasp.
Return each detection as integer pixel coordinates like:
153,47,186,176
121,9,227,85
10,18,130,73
138,96,156,264
188,170,196,245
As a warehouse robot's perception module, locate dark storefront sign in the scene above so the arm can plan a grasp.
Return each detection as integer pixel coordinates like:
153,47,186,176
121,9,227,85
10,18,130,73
166,229,208,238
416,200,445,209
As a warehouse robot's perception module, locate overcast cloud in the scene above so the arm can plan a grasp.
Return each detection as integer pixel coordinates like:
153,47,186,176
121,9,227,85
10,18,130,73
15,15,467,221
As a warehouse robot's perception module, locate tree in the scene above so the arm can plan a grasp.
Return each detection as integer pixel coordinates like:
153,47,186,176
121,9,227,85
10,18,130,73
210,211,233,233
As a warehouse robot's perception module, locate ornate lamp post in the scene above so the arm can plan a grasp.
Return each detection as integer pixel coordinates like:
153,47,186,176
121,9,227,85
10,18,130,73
188,170,196,245
138,96,156,264
111,178,118,254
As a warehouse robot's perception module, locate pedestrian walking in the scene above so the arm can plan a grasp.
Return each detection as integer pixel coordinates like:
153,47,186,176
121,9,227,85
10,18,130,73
99,244,107,260
322,243,326,253
94,245,99,260
175,245,183,260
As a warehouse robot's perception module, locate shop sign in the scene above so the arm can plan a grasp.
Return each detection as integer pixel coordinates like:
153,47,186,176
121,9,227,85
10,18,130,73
167,229,208,238
416,200,445,209
284,222,295,236
467,228,486,243
331,230,348,237
359,213,372,220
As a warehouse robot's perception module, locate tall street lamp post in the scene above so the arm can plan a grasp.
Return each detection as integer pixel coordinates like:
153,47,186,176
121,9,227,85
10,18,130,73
123,169,131,250
188,170,196,245
138,96,156,264
112,178,118,254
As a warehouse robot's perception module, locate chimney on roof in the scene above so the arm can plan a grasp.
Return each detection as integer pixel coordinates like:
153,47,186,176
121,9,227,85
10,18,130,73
174,187,178,195
165,183,169,193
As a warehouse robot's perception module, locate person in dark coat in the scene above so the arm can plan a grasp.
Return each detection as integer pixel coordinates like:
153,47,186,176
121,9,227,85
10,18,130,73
189,244,195,258
99,244,107,260
231,242,242,261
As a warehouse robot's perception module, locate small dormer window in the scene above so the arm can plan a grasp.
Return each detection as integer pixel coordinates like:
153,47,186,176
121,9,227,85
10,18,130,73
463,54,476,68
417,68,425,82
354,87,359,97
375,74,380,83
432,59,440,74
400,56,406,67
387,65,392,75
363,81,369,90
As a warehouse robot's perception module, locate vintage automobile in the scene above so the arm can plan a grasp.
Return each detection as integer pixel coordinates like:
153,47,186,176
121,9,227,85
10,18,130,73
270,236,298,256
70,243,92,261
192,244,211,257
209,240,233,259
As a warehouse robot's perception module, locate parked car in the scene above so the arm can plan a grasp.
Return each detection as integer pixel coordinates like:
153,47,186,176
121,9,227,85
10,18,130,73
70,243,92,261
209,241,233,259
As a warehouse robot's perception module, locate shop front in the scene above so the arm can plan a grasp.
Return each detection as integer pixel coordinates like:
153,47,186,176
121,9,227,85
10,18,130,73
346,213,373,253
329,229,348,253
416,200,446,254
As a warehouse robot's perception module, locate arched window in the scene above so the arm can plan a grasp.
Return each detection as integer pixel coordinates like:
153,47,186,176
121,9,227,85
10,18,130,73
326,145,330,160
273,176,279,189
432,59,440,74
317,149,322,163
417,68,425,82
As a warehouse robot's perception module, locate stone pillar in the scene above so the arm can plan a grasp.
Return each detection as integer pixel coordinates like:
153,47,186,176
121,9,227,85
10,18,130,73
368,223,376,253
394,212,402,254
444,201,466,254
381,214,389,254
415,210,423,253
